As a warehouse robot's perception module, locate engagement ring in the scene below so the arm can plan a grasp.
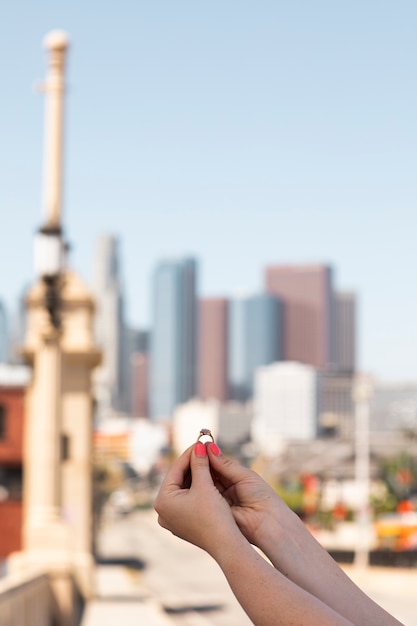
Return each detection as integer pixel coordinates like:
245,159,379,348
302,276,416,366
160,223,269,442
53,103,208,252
197,428,215,443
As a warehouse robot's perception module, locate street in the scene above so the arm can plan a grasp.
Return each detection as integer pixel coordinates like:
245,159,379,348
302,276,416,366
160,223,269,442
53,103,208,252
96,508,253,625
95,508,417,626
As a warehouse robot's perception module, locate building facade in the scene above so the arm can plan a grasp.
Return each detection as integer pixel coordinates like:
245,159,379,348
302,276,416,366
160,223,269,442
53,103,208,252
253,362,319,450
0,365,31,560
265,264,333,369
150,257,197,420
198,298,228,402
332,291,356,374
131,352,149,418
228,293,282,401
92,235,125,416
246,293,282,394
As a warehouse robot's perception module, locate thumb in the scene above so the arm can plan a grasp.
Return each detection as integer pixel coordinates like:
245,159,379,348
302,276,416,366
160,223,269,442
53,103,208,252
190,442,212,487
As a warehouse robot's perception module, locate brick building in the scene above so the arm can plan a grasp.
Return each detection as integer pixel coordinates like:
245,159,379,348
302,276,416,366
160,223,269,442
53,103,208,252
0,365,30,559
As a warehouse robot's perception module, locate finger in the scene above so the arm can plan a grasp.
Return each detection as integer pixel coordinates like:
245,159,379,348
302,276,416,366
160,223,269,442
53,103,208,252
189,441,213,488
160,444,193,492
207,444,251,486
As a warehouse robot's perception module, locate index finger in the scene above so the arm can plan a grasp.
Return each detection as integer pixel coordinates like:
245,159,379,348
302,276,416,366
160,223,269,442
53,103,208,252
160,444,194,492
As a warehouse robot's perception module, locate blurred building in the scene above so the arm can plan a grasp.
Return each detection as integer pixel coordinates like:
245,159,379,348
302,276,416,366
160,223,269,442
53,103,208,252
252,359,357,450
228,295,249,401
150,257,197,420
265,264,333,369
319,372,355,438
332,291,356,374
252,362,319,452
7,286,29,365
0,364,31,560
92,235,125,416
246,293,282,394
131,330,150,417
198,298,228,402
217,401,253,451
228,293,282,401
131,352,149,417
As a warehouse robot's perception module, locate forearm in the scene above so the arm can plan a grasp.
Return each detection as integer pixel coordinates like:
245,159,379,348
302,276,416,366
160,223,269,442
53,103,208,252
210,531,354,626
256,506,404,626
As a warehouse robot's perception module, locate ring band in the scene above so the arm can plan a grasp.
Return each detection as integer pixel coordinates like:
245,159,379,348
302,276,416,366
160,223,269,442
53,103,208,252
197,428,215,443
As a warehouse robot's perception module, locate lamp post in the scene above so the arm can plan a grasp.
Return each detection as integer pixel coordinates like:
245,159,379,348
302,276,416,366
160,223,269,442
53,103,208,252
34,29,69,327
10,31,100,620
353,376,373,569
23,32,69,536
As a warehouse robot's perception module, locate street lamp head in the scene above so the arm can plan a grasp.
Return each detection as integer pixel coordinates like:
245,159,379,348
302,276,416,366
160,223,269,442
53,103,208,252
43,30,70,52
34,225,64,280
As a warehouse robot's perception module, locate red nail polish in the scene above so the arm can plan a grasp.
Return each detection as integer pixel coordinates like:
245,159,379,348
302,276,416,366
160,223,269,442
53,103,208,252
210,443,221,456
195,442,207,457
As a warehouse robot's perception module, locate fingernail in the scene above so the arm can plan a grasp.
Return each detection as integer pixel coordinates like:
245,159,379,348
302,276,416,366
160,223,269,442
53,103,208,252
209,442,221,456
195,442,207,457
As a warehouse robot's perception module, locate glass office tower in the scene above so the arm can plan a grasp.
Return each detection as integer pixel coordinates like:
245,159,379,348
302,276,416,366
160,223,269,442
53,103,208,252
228,293,282,401
150,257,197,420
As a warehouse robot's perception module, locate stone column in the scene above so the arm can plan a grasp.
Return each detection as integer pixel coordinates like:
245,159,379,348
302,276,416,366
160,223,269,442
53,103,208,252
23,318,64,535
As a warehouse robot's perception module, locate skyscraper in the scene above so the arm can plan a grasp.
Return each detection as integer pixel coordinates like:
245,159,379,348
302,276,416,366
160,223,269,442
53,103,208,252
131,330,150,418
198,298,228,402
246,293,282,394
332,291,356,374
150,257,197,420
92,234,125,415
131,353,149,418
228,293,282,400
265,264,333,369
228,295,249,401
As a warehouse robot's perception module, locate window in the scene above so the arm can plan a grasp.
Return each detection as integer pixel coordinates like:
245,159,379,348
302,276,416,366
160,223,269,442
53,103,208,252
0,404,6,440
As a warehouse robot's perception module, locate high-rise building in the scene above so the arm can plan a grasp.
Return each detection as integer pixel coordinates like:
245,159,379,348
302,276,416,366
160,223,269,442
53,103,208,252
265,264,333,369
7,285,29,365
150,257,197,420
92,234,125,415
198,298,228,402
228,296,250,401
228,293,282,401
332,291,356,374
246,293,282,394
131,330,150,418
131,353,149,418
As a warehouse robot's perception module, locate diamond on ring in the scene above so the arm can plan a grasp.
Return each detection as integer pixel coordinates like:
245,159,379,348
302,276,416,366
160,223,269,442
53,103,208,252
197,428,215,443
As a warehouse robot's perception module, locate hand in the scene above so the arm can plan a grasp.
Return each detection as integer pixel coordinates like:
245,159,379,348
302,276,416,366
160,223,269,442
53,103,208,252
207,444,296,549
154,442,242,557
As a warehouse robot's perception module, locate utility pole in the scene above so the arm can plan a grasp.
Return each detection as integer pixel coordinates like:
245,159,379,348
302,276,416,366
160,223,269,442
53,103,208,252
353,376,373,569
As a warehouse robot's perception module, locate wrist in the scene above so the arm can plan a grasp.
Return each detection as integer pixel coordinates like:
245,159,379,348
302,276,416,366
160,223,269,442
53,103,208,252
255,503,303,562
208,525,249,562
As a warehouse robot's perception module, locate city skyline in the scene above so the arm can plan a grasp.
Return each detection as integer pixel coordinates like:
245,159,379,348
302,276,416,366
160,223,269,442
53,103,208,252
2,3,417,382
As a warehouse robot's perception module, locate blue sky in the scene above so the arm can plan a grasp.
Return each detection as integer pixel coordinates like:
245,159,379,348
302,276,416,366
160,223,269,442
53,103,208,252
1,1,417,381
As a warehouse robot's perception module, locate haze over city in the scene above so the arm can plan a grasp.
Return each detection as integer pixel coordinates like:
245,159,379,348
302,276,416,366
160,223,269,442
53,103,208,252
2,1,417,381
